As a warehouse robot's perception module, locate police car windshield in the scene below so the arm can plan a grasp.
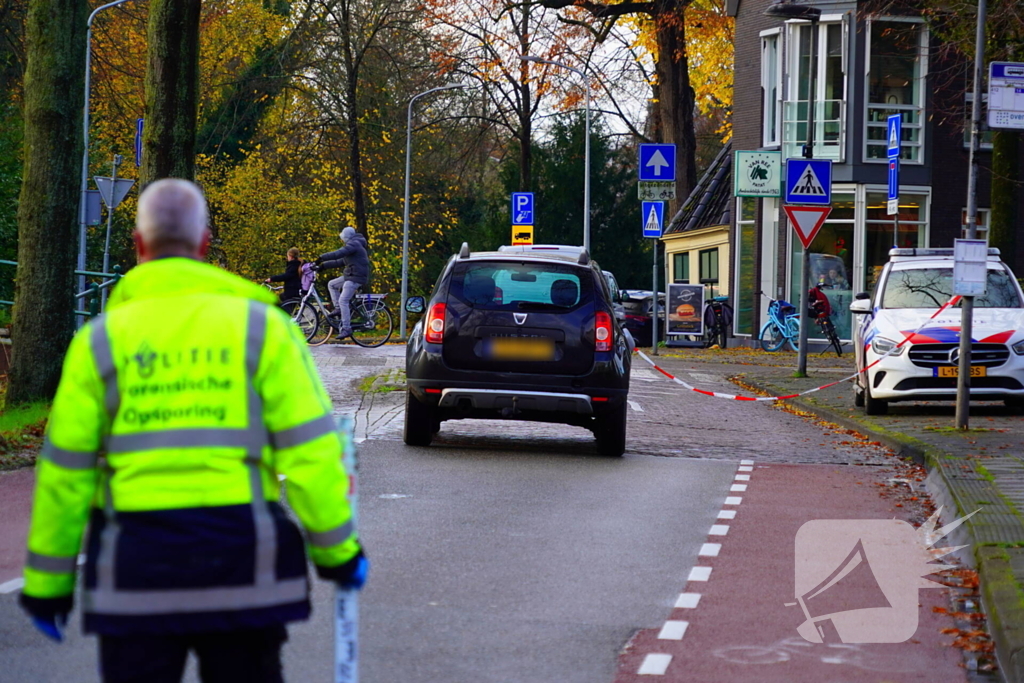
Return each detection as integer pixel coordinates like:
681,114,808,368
882,267,1022,309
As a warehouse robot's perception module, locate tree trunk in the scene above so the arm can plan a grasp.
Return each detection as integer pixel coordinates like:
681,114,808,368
989,129,1019,271
8,0,87,405
654,10,697,212
141,0,201,187
339,0,367,237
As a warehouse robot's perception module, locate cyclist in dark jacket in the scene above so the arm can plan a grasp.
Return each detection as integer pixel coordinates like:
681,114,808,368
266,247,303,301
317,227,369,337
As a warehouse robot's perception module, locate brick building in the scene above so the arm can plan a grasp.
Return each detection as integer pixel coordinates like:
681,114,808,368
725,0,1023,342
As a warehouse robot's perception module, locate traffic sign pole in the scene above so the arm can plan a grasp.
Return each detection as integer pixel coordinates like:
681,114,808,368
641,201,665,355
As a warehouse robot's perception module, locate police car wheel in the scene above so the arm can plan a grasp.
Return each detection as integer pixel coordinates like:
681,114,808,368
864,380,888,416
854,383,865,408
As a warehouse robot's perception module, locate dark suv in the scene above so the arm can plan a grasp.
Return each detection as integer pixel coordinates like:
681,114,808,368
404,243,632,456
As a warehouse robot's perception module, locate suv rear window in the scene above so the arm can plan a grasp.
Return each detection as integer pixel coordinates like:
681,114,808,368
882,267,1022,309
451,261,592,311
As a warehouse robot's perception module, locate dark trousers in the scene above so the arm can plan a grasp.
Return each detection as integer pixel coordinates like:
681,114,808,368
99,625,287,683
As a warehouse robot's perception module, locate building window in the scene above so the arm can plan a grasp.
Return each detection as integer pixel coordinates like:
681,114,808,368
673,252,690,283
699,248,720,284
865,20,927,163
735,198,757,335
961,208,991,241
785,20,846,161
964,93,994,149
789,191,856,340
865,190,929,291
762,32,782,147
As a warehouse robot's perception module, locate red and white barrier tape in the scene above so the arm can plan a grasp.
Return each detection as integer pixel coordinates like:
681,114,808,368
634,295,962,402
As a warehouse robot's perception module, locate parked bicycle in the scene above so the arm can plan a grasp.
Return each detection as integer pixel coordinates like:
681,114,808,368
759,297,800,352
283,269,393,347
808,285,843,357
703,296,733,348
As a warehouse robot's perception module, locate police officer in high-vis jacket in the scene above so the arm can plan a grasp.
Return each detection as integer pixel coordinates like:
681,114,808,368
19,179,367,682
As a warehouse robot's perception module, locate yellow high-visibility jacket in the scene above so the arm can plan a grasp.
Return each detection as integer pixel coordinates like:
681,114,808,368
24,257,360,634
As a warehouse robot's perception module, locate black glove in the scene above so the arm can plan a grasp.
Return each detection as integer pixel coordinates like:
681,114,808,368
314,257,324,267
316,550,368,590
20,593,73,642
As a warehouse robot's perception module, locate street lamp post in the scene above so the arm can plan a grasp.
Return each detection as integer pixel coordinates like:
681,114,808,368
78,0,135,300
519,55,591,254
400,83,467,340
764,1,821,377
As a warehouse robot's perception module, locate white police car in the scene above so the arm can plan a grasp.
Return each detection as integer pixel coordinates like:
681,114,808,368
851,248,1024,415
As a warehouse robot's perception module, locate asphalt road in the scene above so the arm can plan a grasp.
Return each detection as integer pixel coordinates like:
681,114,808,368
0,442,738,683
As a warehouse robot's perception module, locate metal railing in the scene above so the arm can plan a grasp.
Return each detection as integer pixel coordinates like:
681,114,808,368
1,260,124,319
783,98,845,161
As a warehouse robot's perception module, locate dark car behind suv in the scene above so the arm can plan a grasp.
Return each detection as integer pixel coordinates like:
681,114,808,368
404,243,632,456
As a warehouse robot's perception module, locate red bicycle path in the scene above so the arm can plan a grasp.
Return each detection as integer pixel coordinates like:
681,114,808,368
0,468,33,589
614,463,970,683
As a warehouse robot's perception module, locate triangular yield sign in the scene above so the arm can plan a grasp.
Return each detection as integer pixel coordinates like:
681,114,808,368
784,205,832,249
93,176,136,210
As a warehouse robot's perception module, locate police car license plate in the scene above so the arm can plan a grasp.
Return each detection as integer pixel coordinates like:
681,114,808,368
934,366,986,378
486,337,555,360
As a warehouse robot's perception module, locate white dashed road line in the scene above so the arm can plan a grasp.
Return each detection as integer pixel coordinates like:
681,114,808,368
638,653,673,675
657,620,689,640
717,510,736,520
675,593,701,609
0,577,25,594
688,566,712,582
627,400,645,413
698,543,721,557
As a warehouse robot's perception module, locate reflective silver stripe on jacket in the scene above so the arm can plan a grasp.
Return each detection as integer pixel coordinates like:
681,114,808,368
85,301,303,615
26,550,77,574
269,413,337,450
87,578,308,615
307,520,355,549
40,439,98,470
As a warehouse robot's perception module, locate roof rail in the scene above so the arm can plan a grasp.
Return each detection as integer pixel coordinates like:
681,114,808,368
889,247,1002,257
577,250,590,266
459,242,470,259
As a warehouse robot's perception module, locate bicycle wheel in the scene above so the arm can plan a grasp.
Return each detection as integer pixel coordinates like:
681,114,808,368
759,321,786,352
350,301,393,348
292,301,324,344
308,309,334,346
785,316,801,352
823,318,842,357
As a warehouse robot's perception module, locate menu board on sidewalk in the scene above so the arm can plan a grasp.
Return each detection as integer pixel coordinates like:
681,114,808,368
667,284,705,336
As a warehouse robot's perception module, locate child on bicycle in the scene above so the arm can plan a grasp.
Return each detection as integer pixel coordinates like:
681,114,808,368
265,247,304,302
807,284,832,321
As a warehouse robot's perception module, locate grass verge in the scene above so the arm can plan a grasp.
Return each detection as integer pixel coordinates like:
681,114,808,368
0,394,48,471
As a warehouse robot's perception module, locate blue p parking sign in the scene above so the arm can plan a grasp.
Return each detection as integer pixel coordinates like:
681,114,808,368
511,193,534,225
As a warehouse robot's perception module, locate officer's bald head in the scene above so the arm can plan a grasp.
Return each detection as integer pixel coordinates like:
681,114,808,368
135,179,210,261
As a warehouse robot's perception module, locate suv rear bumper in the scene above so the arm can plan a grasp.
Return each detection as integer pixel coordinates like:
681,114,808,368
438,388,594,414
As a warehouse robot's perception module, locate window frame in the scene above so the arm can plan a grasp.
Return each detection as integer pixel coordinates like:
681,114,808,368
783,14,849,162
761,28,783,148
672,252,690,283
699,247,720,284
862,16,929,165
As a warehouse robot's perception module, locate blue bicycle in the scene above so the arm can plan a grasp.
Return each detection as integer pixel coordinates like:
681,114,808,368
759,298,801,351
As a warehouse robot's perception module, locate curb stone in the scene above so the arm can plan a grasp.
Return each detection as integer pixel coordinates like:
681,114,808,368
741,373,1024,682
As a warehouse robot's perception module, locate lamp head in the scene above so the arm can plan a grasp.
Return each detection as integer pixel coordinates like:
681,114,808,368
763,1,821,20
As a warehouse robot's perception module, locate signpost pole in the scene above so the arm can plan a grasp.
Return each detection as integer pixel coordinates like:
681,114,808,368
795,17,819,378
652,241,659,356
101,154,121,309
956,0,986,430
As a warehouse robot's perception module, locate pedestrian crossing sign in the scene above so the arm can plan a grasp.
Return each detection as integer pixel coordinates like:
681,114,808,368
641,201,664,238
785,159,832,205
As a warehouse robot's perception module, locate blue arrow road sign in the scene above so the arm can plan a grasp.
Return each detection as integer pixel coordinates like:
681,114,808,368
887,114,902,158
642,201,664,238
639,144,676,182
511,192,534,225
785,158,832,205
888,157,899,202
135,118,144,168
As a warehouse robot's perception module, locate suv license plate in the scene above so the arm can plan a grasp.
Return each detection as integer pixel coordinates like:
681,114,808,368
934,366,987,378
486,337,555,361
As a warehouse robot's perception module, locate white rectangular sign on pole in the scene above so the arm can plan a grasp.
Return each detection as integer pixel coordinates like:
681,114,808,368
953,239,988,296
988,62,1024,130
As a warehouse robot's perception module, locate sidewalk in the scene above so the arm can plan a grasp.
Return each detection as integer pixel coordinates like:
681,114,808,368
647,345,1024,682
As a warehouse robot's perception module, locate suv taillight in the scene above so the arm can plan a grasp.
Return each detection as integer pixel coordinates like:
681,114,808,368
425,303,446,344
595,311,612,352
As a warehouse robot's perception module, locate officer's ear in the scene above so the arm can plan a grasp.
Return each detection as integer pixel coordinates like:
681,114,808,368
133,231,150,263
198,230,212,259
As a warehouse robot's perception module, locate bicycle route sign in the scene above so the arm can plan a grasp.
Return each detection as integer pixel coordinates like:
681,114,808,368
785,159,832,205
